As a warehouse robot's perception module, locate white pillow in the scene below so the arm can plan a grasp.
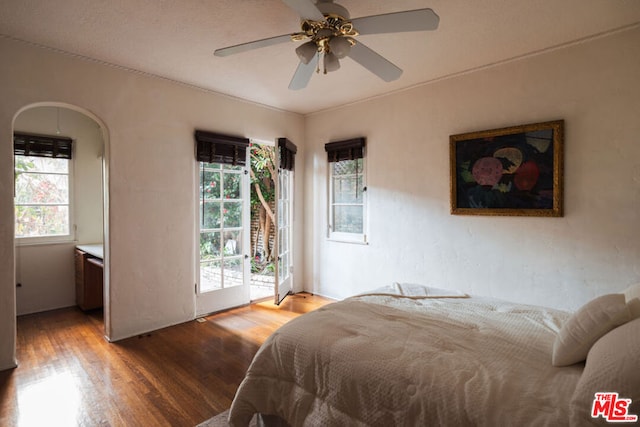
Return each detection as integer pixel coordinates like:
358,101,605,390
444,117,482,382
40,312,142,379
623,283,640,302
569,317,640,426
552,293,630,367
628,298,640,320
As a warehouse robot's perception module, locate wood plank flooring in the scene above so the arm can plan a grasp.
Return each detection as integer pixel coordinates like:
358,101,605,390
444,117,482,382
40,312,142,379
0,293,332,427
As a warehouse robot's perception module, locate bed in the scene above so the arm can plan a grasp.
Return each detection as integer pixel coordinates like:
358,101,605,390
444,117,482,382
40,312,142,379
228,284,640,426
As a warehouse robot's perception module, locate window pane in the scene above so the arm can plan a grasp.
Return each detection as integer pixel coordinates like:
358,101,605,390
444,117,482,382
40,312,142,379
15,205,69,237
223,172,241,199
333,176,363,203
14,156,71,239
333,158,362,176
15,156,68,174
202,170,220,200
200,231,221,260
333,205,363,234
15,173,69,204
223,202,242,228
201,201,221,229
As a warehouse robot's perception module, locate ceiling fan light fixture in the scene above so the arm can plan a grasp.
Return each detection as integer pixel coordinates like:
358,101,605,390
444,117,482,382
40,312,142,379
296,41,318,64
329,36,351,59
324,52,340,73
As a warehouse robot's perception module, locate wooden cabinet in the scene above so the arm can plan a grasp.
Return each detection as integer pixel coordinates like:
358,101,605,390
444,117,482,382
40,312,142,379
75,248,104,310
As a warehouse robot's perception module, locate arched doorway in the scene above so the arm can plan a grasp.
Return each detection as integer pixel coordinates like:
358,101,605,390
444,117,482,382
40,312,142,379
12,103,111,338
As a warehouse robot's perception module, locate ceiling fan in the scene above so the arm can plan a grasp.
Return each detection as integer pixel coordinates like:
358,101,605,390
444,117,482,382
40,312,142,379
214,0,439,90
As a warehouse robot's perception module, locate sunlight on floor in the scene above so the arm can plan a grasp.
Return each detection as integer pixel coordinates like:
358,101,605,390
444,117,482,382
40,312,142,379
18,372,81,427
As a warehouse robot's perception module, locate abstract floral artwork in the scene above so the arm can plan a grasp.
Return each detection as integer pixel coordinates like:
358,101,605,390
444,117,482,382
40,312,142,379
450,120,564,216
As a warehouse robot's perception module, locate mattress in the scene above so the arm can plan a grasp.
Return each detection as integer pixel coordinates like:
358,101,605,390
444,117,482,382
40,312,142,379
228,292,584,426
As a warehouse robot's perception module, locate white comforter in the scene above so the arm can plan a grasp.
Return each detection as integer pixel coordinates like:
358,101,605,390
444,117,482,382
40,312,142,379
228,293,584,426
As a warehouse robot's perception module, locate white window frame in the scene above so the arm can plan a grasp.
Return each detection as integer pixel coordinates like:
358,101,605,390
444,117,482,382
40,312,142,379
327,154,367,244
14,155,75,246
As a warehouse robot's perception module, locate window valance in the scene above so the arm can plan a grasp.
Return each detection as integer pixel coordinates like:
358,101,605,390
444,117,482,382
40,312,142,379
278,138,297,171
324,137,365,163
195,130,250,166
14,132,73,159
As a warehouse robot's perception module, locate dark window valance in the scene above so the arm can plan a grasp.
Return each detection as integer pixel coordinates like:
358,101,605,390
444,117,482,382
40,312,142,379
195,130,250,166
14,132,73,159
325,137,365,163
278,138,297,171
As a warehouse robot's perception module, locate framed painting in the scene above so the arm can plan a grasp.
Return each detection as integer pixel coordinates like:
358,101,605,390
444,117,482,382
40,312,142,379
450,120,564,216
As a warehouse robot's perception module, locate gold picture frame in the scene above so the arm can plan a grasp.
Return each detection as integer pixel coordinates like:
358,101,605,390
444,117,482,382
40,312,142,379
450,120,564,217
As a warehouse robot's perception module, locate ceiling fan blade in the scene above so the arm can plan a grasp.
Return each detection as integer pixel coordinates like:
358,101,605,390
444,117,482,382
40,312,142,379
347,41,402,82
214,34,292,57
289,55,318,90
281,0,325,21
351,8,440,35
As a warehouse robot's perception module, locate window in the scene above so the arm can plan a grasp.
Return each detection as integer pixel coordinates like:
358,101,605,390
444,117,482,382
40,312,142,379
14,133,73,242
325,138,367,243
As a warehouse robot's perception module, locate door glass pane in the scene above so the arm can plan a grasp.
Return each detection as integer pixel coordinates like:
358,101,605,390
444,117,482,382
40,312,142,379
282,200,291,227
279,228,288,253
281,173,288,199
223,257,243,288
223,202,242,228
200,231,221,259
223,172,241,199
223,230,242,256
200,259,222,292
278,256,284,282
283,201,290,226
282,252,289,280
202,170,221,199
223,164,243,171
201,201,221,229
198,160,248,300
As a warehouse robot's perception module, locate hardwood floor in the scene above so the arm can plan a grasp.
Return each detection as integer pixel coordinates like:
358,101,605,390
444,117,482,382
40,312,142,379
0,293,332,427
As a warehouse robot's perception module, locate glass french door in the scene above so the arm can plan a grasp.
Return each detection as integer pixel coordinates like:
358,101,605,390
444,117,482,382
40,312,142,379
275,167,293,305
196,161,250,316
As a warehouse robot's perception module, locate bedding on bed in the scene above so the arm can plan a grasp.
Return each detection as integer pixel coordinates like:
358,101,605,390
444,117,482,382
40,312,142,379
228,290,585,426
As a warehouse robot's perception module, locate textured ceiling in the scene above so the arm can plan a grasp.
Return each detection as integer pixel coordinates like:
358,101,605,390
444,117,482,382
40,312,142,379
1,0,639,115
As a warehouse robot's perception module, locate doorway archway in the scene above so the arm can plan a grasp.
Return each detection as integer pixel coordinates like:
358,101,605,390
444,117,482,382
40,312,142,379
12,102,111,338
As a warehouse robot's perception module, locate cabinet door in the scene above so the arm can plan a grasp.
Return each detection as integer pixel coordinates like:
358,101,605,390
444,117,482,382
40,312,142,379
83,258,104,310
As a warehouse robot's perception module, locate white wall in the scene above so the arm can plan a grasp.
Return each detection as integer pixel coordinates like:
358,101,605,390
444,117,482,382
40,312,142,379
0,37,305,369
304,27,640,311
14,106,104,315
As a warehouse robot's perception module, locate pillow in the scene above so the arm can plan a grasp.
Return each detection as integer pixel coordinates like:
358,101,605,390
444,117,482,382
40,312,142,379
623,283,640,302
569,317,640,426
552,293,630,367
628,298,640,320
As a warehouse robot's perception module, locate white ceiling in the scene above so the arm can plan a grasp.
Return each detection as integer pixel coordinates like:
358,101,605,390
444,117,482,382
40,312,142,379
1,1,639,115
